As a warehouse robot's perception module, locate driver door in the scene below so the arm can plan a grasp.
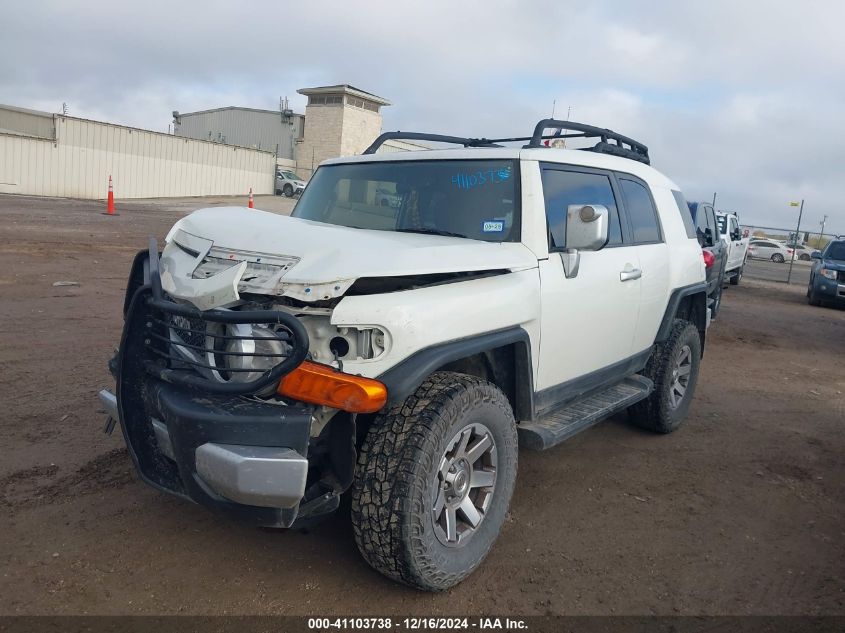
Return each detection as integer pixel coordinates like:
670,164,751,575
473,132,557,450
536,165,640,401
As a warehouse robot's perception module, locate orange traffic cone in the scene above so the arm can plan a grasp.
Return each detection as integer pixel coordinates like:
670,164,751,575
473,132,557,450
248,187,254,208
103,175,118,216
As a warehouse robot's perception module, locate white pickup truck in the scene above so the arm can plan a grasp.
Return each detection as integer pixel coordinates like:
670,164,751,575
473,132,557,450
716,211,749,285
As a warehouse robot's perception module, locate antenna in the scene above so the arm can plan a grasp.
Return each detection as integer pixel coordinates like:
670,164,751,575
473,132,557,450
280,96,293,124
561,106,572,148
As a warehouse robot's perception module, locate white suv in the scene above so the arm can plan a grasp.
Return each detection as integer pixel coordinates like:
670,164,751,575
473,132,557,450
100,119,708,591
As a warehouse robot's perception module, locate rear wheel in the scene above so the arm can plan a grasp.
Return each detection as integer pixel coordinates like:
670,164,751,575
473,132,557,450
351,372,518,591
275,188,282,196
800,253,811,261
772,253,785,263
629,320,701,434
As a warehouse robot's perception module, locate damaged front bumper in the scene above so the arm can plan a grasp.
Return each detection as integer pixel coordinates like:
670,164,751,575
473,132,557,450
103,241,326,528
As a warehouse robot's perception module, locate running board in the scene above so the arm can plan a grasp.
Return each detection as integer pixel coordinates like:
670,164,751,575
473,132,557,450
518,375,653,451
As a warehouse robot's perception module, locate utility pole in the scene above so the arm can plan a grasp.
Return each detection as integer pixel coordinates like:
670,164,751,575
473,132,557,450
818,214,828,248
786,199,804,285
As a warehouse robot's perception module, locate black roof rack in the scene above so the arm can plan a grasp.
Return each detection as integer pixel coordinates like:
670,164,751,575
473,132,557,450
362,131,502,154
362,118,650,165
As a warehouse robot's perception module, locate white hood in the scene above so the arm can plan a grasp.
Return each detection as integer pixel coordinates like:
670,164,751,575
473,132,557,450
162,207,537,308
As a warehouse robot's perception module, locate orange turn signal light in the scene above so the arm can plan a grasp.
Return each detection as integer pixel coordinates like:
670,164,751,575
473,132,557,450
277,360,388,414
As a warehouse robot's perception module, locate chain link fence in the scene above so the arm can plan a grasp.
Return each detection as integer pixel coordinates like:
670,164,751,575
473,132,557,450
739,224,826,284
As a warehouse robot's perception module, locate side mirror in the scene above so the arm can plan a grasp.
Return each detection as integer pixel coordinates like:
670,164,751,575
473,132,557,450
565,205,609,251
811,251,822,259
560,205,609,279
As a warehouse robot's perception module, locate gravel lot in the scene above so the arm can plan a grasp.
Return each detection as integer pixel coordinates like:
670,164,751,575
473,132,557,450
1,194,843,616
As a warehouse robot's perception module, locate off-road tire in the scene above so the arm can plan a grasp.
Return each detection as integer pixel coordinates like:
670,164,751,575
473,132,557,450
283,184,294,197
629,319,701,434
351,372,518,591
730,265,743,286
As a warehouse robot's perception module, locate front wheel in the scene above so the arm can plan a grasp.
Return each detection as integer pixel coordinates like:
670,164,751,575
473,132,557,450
629,320,702,434
808,280,822,306
283,184,294,197
351,372,518,591
730,265,743,286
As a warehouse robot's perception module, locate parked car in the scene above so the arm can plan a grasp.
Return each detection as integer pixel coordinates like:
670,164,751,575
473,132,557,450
99,118,709,591
688,201,727,318
748,239,793,263
807,239,845,307
785,243,813,261
715,211,749,284
275,169,307,197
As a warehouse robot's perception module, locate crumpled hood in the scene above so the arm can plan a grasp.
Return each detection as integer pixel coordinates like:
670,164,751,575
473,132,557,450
169,207,537,282
162,207,537,308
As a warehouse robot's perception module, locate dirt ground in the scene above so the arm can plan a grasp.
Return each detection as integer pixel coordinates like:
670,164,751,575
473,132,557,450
0,193,843,616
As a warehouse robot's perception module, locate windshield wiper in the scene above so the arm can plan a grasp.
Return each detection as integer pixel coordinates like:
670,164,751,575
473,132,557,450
396,228,469,239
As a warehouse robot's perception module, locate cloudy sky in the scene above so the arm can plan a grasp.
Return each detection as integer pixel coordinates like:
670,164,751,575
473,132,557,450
2,1,843,232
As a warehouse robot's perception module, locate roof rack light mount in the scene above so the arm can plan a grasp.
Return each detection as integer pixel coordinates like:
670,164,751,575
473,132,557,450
526,119,649,164
362,119,650,165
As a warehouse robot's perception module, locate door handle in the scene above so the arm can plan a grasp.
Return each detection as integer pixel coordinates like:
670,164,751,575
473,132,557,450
620,268,642,282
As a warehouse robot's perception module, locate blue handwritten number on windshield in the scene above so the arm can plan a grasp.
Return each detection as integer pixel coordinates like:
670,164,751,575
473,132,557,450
452,168,511,190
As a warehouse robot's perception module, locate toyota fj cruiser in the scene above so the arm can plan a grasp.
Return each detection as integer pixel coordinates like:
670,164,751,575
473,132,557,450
100,119,709,591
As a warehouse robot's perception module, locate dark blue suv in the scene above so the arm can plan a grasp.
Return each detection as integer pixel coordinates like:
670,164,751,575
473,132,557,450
807,239,845,307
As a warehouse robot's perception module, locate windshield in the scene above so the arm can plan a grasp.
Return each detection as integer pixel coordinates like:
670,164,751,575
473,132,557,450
824,241,845,261
716,215,727,234
291,159,520,242
279,170,299,180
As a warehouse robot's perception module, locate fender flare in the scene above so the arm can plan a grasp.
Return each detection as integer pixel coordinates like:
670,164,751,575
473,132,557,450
655,282,708,344
378,327,534,418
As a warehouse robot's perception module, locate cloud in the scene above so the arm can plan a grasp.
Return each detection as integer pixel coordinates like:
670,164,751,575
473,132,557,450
1,0,843,231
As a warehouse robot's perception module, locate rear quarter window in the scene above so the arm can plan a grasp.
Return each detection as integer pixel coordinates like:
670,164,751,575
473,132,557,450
619,178,661,243
672,191,697,240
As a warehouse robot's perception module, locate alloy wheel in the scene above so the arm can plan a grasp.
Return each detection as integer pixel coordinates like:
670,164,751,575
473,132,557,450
669,344,692,410
432,423,497,547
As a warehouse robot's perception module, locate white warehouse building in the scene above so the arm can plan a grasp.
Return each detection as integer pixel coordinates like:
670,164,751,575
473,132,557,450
0,83,422,200
172,105,305,159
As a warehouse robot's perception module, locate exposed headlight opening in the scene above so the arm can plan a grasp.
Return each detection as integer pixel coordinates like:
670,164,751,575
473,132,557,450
212,323,288,384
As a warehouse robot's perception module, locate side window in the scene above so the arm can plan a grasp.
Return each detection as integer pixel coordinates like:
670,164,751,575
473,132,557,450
619,178,661,244
729,217,739,237
706,207,718,244
540,168,623,249
672,190,696,240
692,204,709,247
